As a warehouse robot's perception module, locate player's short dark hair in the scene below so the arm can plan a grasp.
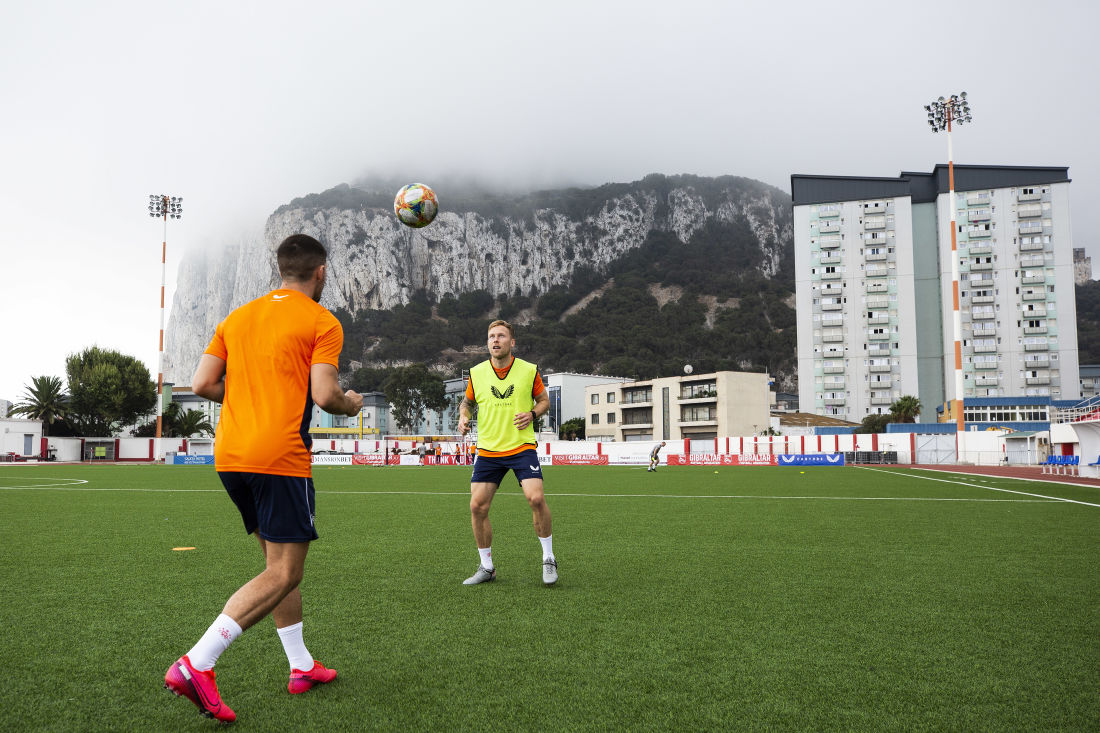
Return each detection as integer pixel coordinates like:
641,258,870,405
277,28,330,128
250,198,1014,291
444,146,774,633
488,319,514,338
277,234,327,282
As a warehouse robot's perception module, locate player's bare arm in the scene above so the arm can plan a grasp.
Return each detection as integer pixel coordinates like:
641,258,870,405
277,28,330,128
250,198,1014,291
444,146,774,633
310,363,362,417
192,354,227,403
458,396,476,434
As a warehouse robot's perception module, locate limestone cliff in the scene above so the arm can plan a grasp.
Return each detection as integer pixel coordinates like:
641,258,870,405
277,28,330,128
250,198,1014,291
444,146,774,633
164,174,792,384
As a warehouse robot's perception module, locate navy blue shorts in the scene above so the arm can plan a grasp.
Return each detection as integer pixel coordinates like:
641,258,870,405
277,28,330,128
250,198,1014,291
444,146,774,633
471,449,543,486
218,472,318,543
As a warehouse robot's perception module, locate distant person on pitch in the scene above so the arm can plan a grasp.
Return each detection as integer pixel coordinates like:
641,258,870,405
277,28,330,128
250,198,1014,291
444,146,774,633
458,319,557,586
163,234,363,723
648,441,666,472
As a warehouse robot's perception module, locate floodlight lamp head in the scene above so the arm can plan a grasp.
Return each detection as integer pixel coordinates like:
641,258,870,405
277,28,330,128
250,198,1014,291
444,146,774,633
938,96,946,104
960,91,967,99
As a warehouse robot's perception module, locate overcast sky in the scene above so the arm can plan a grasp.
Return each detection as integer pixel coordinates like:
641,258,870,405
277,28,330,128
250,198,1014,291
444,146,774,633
1,0,1097,405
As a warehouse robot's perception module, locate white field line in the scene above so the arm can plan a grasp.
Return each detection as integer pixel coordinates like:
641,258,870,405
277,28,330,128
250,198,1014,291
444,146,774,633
857,466,1100,508
0,481,1055,503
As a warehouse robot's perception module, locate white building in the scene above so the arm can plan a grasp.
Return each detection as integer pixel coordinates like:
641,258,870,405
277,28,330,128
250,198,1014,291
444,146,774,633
542,371,633,437
792,165,1079,422
1,418,43,457
584,370,773,441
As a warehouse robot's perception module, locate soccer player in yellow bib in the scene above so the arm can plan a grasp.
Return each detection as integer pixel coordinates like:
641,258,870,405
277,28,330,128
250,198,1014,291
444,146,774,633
457,320,557,585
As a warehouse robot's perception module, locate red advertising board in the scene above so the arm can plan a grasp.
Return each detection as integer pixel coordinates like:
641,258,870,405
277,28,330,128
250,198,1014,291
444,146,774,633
551,454,609,466
666,454,777,466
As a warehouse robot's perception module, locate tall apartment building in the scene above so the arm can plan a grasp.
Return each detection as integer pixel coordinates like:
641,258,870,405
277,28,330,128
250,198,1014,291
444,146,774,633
791,165,1079,422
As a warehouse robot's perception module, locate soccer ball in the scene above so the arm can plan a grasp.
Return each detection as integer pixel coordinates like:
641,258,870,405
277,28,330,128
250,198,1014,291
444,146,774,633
394,183,438,228
684,364,693,374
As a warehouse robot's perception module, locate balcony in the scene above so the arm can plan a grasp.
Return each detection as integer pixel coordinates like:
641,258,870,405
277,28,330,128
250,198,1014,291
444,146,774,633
869,363,892,373
973,360,999,370
865,251,888,261
1024,342,1049,352
866,282,888,294
678,417,718,427
1020,256,1046,269
863,216,886,231
868,347,893,357
822,332,845,343
1017,204,1042,218
822,302,843,311
1024,326,1048,335
971,295,995,304
1022,307,1047,318
1017,189,1041,202
824,397,846,406
975,377,999,387
870,396,893,406
868,331,890,341
970,261,993,271
967,226,992,239
1021,274,1046,285
820,236,842,249
863,202,885,214
1019,240,1046,252
823,365,845,374
819,205,840,218
1022,290,1047,301
867,315,889,325
968,244,993,256
1025,356,1050,368
1026,375,1051,386
818,222,840,233
971,310,996,320
824,379,845,389
819,254,842,264
821,317,844,328
969,276,994,289
821,270,842,280
821,287,843,298
871,378,893,389
973,343,998,353
967,193,993,207
968,208,992,222
971,328,998,339
867,297,890,310
1019,222,1043,235
865,266,889,278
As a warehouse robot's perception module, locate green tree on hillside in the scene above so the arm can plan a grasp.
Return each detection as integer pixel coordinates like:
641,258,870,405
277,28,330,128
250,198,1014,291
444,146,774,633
383,364,448,433
10,375,69,436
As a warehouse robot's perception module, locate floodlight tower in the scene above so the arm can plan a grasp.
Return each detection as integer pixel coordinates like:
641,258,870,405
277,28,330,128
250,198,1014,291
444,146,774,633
147,194,183,461
925,92,972,432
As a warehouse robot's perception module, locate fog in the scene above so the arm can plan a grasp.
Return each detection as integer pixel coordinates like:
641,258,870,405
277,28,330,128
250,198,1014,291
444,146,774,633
1,0,1097,403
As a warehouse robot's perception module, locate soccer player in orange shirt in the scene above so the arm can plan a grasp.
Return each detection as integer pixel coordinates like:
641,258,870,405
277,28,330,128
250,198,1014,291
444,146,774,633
164,234,363,723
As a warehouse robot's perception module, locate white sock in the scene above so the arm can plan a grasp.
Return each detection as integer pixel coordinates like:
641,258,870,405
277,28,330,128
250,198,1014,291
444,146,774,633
478,546,493,570
277,621,314,672
186,613,242,671
539,535,554,561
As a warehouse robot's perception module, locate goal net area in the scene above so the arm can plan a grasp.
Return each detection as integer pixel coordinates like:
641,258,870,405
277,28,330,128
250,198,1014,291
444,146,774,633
382,435,476,466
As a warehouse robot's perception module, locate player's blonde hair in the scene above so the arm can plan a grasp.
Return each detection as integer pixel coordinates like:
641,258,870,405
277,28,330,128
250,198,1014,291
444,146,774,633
487,319,514,338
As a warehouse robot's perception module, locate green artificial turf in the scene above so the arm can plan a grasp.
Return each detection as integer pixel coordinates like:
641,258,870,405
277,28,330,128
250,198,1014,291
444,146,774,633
0,464,1096,731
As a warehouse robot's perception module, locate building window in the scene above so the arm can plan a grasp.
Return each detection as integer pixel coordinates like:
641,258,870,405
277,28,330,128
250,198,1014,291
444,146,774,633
607,392,615,403
590,413,599,425
607,412,615,424
591,394,599,405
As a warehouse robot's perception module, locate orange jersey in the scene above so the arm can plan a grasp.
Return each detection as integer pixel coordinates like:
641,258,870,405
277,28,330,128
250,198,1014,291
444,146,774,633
205,289,343,477
465,358,545,457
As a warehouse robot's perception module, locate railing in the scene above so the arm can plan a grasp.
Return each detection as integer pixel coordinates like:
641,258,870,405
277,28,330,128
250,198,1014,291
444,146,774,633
1052,395,1100,424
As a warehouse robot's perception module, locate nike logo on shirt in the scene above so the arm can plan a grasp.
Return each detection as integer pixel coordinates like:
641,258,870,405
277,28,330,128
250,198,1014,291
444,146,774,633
272,294,289,300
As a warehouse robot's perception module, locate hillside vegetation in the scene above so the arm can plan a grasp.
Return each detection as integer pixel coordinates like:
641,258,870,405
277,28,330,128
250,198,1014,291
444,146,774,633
337,208,796,392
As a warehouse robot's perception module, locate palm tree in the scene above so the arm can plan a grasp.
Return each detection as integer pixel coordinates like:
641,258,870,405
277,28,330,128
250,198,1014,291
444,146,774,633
889,395,922,423
172,408,214,438
10,376,69,436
